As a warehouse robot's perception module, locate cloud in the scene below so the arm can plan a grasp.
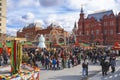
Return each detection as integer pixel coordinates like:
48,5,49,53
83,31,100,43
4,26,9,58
86,0,118,11
22,12,35,20
6,27,18,36
39,0,64,7
44,12,79,31
18,0,40,8
7,0,16,11
7,16,23,26
34,19,44,25
7,0,120,36
65,0,88,10
34,19,45,28
44,14,57,26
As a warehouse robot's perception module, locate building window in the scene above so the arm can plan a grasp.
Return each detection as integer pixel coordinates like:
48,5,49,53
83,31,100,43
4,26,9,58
104,30,107,34
86,31,89,35
0,3,1,6
0,23,1,26
0,8,1,11
79,32,81,35
96,30,99,35
91,30,94,35
111,21,114,26
86,24,89,28
86,25,88,28
111,15,114,18
79,25,82,29
104,22,105,26
104,22,108,26
110,30,113,35
25,34,29,38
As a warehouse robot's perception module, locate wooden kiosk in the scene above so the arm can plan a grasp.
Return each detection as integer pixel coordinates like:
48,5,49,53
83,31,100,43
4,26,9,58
0,38,40,80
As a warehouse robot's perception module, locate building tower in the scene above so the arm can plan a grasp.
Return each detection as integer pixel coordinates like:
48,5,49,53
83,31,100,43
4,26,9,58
73,21,78,41
73,21,78,35
79,6,85,34
0,0,6,41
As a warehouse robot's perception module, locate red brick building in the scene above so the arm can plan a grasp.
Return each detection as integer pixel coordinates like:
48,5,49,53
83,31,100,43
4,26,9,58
73,7,120,45
17,23,69,46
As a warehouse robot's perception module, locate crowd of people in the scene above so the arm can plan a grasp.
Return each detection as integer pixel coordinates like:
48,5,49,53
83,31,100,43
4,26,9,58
0,49,8,66
0,45,118,77
22,46,118,77
81,48,117,77
22,47,82,70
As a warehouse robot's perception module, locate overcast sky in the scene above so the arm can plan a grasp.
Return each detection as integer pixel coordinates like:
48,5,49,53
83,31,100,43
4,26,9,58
7,0,120,36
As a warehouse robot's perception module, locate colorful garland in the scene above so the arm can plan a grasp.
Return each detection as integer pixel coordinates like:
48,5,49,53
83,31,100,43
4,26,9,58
0,40,40,80
0,63,40,80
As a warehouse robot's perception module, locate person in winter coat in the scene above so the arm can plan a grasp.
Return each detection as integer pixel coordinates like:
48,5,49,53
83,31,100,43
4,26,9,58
100,59,110,76
3,53,8,64
110,57,116,73
104,60,110,75
67,58,71,68
100,58,106,76
0,55,2,66
52,58,57,70
45,56,49,69
82,60,88,77
57,59,60,69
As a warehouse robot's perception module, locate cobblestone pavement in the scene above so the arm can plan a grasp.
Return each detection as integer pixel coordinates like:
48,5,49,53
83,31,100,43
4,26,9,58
39,61,101,80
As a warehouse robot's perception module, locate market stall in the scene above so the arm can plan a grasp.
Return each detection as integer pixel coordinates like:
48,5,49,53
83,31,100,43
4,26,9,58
112,42,120,50
0,38,40,80
112,42,120,56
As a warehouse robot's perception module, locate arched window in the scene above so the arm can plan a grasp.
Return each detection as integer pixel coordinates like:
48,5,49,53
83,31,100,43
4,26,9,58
59,38,64,43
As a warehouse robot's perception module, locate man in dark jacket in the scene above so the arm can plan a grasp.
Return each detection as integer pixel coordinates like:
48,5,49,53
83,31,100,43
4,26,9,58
100,58,106,76
45,56,49,69
110,57,116,73
82,60,88,77
3,53,8,64
104,60,110,75
101,59,110,76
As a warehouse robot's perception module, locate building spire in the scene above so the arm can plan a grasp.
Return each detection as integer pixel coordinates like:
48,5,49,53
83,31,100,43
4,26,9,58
74,21,77,28
74,21,78,29
81,4,84,14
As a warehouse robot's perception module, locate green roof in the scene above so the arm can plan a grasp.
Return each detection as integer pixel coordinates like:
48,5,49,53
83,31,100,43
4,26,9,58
22,42,32,45
6,42,12,47
0,43,2,48
59,43,64,45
